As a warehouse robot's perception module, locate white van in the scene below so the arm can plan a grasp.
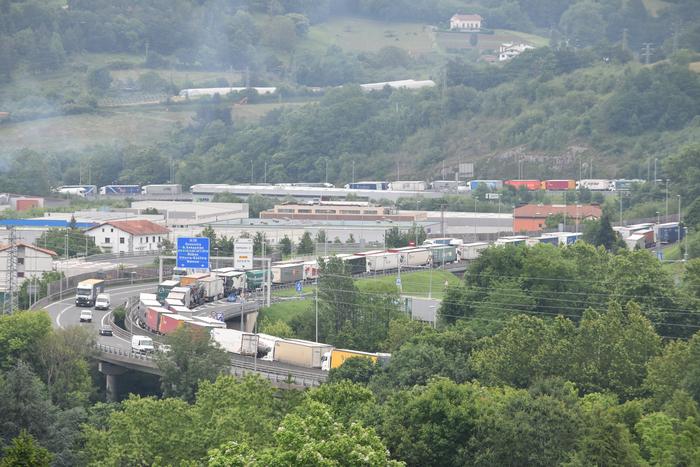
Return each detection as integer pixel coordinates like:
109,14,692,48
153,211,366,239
79,309,93,323
131,335,154,354
94,293,111,310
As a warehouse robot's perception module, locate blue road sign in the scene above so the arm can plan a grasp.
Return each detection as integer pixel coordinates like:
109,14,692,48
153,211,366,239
176,237,210,269
295,281,303,293
215,312,225,322
396,277,402,286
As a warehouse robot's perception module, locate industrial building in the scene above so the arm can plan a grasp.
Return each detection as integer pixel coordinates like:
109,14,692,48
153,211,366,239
513,204,602,233
0,243,57,291
190,184,445,203
260,202,426,222
129,201,248,227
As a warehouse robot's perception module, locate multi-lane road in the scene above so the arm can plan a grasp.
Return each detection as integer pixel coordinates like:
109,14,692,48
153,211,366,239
44,281,247,351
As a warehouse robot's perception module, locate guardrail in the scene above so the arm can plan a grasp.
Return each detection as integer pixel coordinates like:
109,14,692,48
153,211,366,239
103,295,324,387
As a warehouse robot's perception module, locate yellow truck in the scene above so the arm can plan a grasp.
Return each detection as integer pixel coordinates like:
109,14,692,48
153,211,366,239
321,349,391,371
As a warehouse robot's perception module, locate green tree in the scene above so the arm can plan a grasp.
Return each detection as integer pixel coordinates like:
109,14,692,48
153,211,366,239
34,228,100,259
252,231,269,256
258,318,294,338
278,235,293,256
200,225,217,245
645,333,700,406
665,144,700,204
0,311,52,370
86,67,112,95
314,230,326,245
582,214,622,251
327,357,380,385
82,396,196,465
247,195,275,218
309,381,378,425
156,326,230,402
256,399,402,466
35,326,95,408
296,232,314,255
317,256,358,345
0,430,52,467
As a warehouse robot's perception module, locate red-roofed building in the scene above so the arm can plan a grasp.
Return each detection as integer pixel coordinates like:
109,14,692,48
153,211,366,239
513,204,602,233
86,219,170,254
0,242,58,291
450,14,483,30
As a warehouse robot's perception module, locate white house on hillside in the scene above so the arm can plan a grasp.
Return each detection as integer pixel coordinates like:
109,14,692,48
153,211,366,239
0,243,57,291
86,219,170,254
499,42,535,61
450,14,482,31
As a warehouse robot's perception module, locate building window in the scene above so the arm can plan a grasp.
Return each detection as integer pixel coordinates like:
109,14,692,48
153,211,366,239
101,228,104,232
298,209,312,213
17,258,24,265
278,209,294,213
363,210,378,215
105,237,110,243
110,228,114,232
17,272,24,278
120,237,125,244
152,236,156,242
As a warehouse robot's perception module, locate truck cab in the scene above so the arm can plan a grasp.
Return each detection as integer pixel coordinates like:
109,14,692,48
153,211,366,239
75,279,105,307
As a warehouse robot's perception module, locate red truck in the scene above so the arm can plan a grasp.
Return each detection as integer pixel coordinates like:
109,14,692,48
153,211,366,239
145,306,171,333
543,179,575,191
158,313,193,335
504,179,541,191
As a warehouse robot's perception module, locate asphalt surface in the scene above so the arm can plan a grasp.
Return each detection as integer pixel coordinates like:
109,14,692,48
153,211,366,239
45,282,155,350
44,282,245,351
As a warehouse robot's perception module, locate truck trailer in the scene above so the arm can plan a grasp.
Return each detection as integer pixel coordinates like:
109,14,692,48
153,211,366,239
141,184,182,196
458,242,489,260
273,339,334,369
321,349,391,371
199,276,224,301
365,252,400,273
211,328,258,356
157,280,180,301
271,263,304,284
75,279,105,307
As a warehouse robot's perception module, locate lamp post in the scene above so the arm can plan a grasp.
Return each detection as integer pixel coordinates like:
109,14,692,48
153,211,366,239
656,211,661,260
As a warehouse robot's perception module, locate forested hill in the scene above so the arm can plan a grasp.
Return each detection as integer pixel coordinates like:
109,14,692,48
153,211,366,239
1,0,700,188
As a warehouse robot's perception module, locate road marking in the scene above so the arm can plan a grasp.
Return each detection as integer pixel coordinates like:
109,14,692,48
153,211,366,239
55,305,74,329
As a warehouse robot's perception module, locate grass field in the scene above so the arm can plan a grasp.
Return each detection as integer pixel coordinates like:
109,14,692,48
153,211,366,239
303,16,434,55
259,299,310,324
110,69,243,87
265,269,461,325
0,107,194,153
0,100,311,153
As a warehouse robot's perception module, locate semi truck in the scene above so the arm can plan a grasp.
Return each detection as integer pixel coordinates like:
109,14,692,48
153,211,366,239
199,276,224,301
144,306,172,333
577,179,612,191
271,263,304,284
75,279,105,307
365,252,400,273
157,280,180,301
458,242,489,260
542,179,575,191
273,339,334,369
389,180,427,191
213,268,247,295
141,184,182,196
504,179,541,191
211,328,258,356
321,349,391,371
158,313,193,335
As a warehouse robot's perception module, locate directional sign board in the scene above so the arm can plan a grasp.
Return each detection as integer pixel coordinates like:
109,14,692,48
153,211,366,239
176,237,210,269
234,238,254,270
485,193,500,200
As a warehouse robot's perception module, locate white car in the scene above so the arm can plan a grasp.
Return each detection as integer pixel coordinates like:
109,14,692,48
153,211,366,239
94,293,110,310
131,335,154,354
79,309,93,323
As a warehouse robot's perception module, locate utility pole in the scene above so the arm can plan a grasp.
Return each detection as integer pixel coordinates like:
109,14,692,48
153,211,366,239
250,160,253,184
4,227,17,314
654,158,658,184
656,211,661,260
440,204,446,237
352,160,355,184
314,277,319,343
665,179,669,218
642,43,653,65
264,161,267,184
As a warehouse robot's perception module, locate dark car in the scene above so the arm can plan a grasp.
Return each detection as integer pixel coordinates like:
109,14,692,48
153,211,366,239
98,325,113,336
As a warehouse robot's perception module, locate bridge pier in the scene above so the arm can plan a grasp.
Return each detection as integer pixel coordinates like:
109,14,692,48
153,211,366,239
99,361,128,402
243,311,258,333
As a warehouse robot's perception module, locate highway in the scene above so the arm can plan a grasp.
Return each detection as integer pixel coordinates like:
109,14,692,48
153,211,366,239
43,282,327,386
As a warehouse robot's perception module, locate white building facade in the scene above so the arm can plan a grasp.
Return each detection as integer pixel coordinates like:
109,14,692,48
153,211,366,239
86,220,170,254
0,243,57,291
450,14,483,30
498,42,535,61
